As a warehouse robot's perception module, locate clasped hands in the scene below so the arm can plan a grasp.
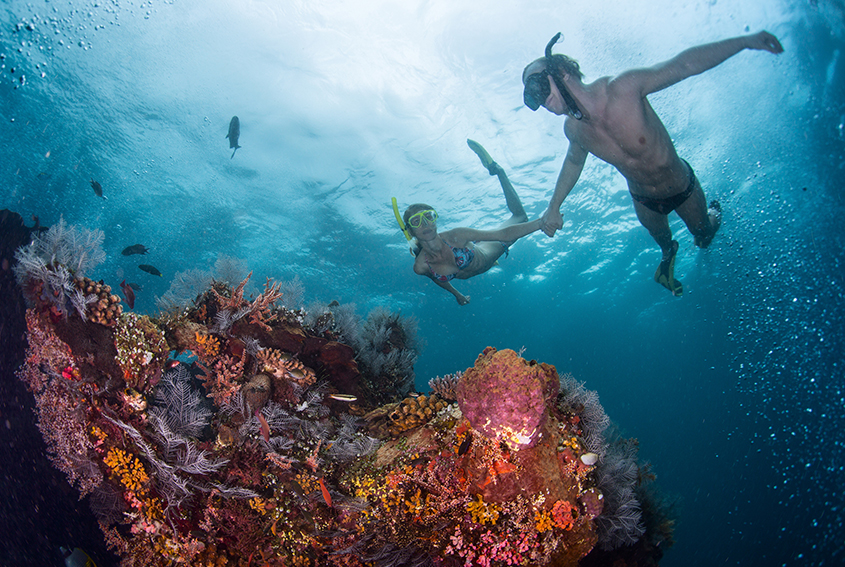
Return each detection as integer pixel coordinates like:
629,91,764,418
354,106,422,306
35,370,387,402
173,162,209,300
539,208,563,237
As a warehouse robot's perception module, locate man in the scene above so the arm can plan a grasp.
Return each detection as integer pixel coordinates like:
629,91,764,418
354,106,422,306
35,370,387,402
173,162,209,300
523,31,783,295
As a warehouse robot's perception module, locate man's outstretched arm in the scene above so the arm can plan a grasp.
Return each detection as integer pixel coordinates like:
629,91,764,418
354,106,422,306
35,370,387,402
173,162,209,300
540,141,589,237
622,31,784,96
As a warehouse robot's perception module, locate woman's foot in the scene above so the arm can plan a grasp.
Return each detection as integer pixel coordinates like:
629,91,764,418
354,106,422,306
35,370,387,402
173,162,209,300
467,139,500,175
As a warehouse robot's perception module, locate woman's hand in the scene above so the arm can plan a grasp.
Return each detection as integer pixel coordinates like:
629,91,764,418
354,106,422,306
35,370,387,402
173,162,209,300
456,294,471,306
748,31,783,54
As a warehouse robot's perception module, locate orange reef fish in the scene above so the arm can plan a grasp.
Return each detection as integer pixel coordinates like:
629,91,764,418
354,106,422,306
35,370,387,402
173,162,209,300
256,410,270,442
90,179,106,199
138,264,162,277
226,116,241,159
121,244,149,256
119,279,135,309
318,478,332,508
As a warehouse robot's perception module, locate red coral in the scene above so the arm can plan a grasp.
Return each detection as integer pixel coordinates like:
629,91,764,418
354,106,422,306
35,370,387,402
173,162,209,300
551,499,577,531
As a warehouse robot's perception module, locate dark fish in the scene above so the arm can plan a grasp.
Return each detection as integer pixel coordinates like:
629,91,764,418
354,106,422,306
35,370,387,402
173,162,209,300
119,279,135,309
226,115,241,159
127,282,142,291
457,434,472,456
90,179,107,199
121,244,149,256
138,264,163,277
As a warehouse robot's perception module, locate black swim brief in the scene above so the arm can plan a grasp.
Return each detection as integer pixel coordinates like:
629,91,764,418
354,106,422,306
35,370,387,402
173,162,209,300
630,159,697,215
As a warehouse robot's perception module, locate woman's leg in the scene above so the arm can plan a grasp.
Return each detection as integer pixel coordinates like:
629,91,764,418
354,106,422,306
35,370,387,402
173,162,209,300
467,139,528,226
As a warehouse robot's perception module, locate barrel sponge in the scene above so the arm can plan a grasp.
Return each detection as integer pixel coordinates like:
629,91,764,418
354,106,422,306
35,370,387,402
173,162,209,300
456,347,559,450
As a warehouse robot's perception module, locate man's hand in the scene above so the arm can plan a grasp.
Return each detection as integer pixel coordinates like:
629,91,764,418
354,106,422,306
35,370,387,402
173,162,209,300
456,294,471,306
540,207,563,237
749,31,783,54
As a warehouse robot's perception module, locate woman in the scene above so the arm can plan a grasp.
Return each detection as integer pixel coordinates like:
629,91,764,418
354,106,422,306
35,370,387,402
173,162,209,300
403,140,542,305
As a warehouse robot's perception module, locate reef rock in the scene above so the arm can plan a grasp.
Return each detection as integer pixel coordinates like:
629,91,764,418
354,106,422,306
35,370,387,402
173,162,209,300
457,346,559,450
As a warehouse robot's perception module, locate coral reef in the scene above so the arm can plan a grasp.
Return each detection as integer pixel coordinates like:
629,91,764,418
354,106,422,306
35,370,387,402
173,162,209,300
355,307,420,405
14,242,671,566
363,393,449,438
457,347,559,450
428,370,461,401
13,217,108,320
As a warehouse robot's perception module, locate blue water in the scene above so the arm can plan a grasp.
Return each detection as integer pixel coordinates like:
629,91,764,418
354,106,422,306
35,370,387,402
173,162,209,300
2,1,843,566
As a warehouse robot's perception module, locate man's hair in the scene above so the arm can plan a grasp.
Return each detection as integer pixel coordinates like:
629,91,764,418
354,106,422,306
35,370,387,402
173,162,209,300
522,54,583,83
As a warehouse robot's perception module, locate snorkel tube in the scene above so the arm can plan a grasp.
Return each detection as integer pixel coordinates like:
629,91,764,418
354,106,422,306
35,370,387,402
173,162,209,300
391,197,416,255
545,33,583,120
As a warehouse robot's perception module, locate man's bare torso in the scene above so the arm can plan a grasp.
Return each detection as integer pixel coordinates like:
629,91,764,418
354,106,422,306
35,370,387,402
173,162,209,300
565,76,689,197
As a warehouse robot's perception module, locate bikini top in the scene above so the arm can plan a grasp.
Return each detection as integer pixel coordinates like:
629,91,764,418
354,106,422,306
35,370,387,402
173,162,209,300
429,245,475,282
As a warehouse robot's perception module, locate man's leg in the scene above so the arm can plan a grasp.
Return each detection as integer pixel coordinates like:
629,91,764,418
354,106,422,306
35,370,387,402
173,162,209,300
676,177,721,248
633,200,683,296
633,200,674,256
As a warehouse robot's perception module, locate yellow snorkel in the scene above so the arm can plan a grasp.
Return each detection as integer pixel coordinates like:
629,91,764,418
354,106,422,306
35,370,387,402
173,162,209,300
391,197,415,255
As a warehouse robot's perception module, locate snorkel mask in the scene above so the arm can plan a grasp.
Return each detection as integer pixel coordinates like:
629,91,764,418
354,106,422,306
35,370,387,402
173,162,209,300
407,209,438,228
523,33,583,120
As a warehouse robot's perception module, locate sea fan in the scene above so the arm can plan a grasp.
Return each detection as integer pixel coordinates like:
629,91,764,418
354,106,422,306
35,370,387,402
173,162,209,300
213,255,248,286
330,302,362,348
558,373,609,457
13,217,105,315
327,434,381,462
277,276,305,309
150,365,213,439
88,480,129,526
362,543,433,567
155,268,213,311
594,433,646,549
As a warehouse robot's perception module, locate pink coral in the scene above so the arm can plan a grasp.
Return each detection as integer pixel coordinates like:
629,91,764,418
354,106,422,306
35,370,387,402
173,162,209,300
456,347,559,449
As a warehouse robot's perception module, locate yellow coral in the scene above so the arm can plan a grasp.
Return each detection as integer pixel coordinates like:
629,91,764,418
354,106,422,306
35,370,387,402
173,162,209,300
535,509,554,533
562,436,580,450
104,447,149,493
90,425,107,442
249,497,269,515
352,475,378,500
195,332,221,358
294,473,318,495
467,494,500,525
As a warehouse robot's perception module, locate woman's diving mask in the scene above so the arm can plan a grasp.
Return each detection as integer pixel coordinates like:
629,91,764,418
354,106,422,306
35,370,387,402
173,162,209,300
407,209,438,228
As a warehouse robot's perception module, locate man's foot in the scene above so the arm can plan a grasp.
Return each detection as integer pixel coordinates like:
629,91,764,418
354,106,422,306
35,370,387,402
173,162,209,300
654,240,683,297
467,139,500,176
694,200,722,248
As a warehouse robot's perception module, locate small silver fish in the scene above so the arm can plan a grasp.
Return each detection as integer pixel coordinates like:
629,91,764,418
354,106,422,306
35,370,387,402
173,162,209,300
329,393,357,402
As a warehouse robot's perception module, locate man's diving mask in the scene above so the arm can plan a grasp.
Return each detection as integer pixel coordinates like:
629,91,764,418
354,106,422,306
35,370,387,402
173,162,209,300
523,33,583,120
408,209,438,229
523,69,552,111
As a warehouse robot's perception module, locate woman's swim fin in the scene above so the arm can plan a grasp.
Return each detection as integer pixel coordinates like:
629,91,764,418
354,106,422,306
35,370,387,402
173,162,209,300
467,139,498,175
